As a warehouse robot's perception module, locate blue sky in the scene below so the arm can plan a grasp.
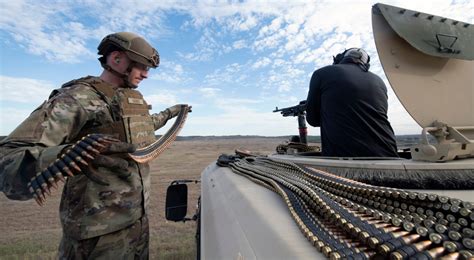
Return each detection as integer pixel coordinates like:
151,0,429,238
1,0,473,136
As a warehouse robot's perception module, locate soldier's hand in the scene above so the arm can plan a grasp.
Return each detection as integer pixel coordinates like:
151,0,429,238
89,141,137,181
165,105,181,119
27,134,120,205
27,134,136,205
166,104,190,119
101,141,137,154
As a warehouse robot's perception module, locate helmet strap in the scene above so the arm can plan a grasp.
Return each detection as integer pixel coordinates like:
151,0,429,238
100,62,138,89
125,62,138,89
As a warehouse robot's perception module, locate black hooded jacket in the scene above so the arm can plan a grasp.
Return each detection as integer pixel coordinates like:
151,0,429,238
306,61,398,157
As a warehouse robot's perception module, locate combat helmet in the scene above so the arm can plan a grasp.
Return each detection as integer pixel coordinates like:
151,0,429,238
98,32,160,69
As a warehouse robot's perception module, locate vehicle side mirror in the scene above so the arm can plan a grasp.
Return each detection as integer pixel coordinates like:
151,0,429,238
165,183,188,221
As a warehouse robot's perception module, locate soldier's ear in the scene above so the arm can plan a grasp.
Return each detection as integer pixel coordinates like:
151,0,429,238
333,53,344,64
333,49,348,64
108,51,121,64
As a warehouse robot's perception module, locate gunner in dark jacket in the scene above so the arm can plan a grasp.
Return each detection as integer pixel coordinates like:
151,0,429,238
306,48,398,157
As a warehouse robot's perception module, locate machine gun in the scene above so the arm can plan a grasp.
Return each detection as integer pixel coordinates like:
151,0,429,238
273,100,308,144
273,100,307,117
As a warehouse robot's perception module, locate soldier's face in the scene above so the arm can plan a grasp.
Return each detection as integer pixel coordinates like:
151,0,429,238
128,64,149,86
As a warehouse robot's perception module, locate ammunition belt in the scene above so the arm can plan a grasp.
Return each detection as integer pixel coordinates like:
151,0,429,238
229,157,474,259
276,142,320,154
129,105,190,163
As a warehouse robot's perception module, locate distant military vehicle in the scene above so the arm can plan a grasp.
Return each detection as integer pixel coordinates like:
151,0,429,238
166,3,474,259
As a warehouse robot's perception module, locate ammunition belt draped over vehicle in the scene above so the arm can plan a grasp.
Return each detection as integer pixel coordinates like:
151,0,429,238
228,157,473,259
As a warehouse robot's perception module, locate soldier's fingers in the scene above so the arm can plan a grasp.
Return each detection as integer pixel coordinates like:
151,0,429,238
91,155,131,179
92,155,129,170
103,142,137,154
88,134,120,144
113,167,132,179
82,166,110,186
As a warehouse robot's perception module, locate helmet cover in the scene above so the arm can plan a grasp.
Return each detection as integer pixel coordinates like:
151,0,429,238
98,32,159,68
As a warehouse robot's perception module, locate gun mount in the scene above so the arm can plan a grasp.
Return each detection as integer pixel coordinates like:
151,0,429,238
273,100,308,144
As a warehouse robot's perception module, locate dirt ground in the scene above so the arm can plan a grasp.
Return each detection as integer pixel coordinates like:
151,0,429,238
0,138,283,259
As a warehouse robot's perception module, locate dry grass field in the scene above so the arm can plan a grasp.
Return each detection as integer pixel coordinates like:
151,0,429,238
0,138,283,260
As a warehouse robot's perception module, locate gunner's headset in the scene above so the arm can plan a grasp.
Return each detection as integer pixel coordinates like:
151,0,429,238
333,48,371,71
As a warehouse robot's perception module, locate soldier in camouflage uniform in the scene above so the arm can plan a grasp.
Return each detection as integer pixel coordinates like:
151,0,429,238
0,32,185,259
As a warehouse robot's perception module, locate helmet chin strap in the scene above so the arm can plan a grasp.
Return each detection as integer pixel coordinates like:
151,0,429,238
101,63,138,89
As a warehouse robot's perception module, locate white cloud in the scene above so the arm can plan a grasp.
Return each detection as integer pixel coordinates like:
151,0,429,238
232,39,247,49
252,57,272,69
199,87,221,97
262,61,307,93
178,27,222,61
225,14,259,31
4,0,472,66
150,61,189,84
277,82,292,92
204,62,248,86
1,2,94,63
145,92,178,108
2,0,473,137
0,107,33,135
0,75,54,103
0,0,169,63
0,76,56,135
214,97,261,111
388,99,422,135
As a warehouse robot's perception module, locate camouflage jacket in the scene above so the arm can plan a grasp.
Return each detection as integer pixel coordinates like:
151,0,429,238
0,76,173,239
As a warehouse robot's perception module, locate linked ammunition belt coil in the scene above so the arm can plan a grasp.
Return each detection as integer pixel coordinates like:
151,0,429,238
229,157,473,259
130,105,190,163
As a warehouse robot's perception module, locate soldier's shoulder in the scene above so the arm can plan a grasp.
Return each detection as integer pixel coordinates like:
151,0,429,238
61,76,101,92
315,65,336,73
55,76,105,100
46,76,109,110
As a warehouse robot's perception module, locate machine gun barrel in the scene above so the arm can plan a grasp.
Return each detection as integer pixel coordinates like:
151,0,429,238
273,100,307,117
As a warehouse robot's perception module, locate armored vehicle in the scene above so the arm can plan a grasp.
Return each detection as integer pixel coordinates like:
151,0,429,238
166,3,474,259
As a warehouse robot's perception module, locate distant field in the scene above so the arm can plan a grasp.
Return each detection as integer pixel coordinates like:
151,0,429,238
0,138,283,259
